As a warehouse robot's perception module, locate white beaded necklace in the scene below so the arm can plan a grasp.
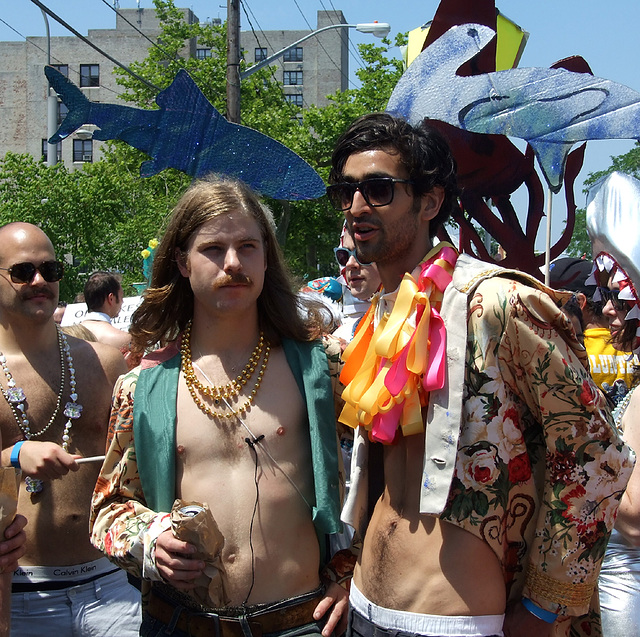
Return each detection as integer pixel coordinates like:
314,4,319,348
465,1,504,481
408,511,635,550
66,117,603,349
614,383,638,434
0,328,82,493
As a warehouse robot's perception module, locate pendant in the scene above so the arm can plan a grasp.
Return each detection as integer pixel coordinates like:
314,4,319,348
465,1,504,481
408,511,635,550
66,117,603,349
25,476,44,494
6,387,26,403
64,402,83,419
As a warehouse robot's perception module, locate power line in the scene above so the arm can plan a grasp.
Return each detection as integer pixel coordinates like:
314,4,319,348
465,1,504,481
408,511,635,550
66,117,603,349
290,0,357,89
29,0,160,91
97,0,179,64
0,14,120,96
319,0,367,78
242,0,311,114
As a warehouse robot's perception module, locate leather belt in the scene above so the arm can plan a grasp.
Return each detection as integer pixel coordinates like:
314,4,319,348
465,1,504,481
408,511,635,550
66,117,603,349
147,588,321,637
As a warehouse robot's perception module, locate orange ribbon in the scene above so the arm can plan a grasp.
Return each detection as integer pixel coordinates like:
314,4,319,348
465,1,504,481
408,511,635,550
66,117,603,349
339,244,458,444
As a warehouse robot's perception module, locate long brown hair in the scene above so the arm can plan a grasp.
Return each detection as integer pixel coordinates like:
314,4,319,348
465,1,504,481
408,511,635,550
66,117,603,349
130,176,322,352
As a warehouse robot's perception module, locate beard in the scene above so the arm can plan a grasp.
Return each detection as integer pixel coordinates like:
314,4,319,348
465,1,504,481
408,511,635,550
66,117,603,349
355,203,422,267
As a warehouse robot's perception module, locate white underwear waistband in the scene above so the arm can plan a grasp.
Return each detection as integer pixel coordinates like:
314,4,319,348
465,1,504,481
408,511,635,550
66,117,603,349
350,581,505,637
13,557,116,584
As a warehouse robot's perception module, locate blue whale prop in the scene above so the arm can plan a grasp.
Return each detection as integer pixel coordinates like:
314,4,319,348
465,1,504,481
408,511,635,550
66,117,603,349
45,66,325,201
386,24,640,193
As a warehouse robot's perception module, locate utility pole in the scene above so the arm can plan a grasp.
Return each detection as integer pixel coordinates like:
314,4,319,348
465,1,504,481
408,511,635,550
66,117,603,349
226,0,241,123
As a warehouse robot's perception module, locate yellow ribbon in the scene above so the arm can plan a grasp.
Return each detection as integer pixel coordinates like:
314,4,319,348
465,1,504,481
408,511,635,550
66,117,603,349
339,243,457,441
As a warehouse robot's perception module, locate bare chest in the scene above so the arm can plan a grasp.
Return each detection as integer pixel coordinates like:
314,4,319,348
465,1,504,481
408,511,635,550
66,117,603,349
0,350,110,452
175,346,312,478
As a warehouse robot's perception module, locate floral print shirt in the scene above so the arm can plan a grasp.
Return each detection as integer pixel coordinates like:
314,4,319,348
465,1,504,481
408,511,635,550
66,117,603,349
446,272,633,633
343,256,634,637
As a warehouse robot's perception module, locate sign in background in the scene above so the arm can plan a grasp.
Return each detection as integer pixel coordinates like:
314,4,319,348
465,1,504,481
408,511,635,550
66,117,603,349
60,296,142,332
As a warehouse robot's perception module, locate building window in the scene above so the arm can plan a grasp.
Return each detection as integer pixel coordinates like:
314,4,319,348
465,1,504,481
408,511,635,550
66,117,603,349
255,48,267,62
283,71,303,86
41,139,62,163
285,94,303,107
52,64,68,78
79,64,100,87
73,139,93,162
283,47,303,62
196,48,211,60
57,102,68,126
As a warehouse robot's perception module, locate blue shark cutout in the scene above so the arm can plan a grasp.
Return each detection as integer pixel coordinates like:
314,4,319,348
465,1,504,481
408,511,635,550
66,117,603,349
45,66,325,201
386,24,640,193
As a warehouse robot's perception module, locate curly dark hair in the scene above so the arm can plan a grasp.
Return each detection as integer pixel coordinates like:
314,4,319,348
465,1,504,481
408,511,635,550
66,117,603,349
329,113,459,238
129,176,323,352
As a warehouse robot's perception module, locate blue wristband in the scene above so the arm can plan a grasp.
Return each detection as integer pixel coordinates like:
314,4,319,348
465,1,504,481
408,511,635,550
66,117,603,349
10,441,25,469
522,597,558,624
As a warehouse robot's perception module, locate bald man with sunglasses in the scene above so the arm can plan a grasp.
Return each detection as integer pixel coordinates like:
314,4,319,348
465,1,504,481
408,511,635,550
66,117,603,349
0,223,141,636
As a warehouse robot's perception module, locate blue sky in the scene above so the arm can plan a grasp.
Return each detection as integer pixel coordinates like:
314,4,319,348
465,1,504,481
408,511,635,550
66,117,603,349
2,1,640,249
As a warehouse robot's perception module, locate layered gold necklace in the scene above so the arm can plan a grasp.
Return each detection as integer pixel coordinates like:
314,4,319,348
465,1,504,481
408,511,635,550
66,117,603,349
181,321,270,419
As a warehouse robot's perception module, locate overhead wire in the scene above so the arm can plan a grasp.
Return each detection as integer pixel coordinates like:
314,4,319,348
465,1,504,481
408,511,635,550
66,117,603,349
29,0,160,91
322,0,368,72
242,0,311,115
97,0,181,65
0,15,120,96
290,0,358,89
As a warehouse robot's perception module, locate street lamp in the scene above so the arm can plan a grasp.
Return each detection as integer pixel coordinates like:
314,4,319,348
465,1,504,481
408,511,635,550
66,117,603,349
240,22,391,80
226,10,391,123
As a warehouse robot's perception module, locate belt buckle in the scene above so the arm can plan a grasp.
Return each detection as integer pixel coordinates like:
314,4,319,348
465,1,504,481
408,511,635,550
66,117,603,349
237,614,263,637
191,611,223,637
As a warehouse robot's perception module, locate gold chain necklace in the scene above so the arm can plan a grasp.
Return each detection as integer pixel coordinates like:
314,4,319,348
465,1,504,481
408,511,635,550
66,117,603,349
180,322,270,419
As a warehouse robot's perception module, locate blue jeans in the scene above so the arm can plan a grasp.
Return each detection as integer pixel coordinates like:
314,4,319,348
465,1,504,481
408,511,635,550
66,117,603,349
11,569,141,636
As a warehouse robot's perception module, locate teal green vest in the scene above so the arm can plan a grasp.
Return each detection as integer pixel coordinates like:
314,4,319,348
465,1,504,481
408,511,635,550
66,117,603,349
133,338,341,562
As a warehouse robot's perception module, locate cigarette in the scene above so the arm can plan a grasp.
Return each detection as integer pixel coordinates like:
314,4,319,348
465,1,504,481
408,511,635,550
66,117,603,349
75,455,106,465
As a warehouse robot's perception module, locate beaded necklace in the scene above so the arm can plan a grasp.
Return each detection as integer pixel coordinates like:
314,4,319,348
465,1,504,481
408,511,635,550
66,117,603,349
614,382,638,434
0,328,82,493
180,322,270,419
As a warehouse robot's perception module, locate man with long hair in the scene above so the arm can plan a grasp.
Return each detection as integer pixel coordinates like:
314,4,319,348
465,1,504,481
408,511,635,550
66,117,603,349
90,176,349,636
329,113,633,637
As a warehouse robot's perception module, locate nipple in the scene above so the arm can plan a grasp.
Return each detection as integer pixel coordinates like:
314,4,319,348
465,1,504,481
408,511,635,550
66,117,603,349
177,445,185,455
276,426,286,436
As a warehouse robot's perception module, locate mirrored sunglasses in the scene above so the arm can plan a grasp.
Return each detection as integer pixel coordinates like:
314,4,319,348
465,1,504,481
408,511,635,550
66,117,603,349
0,261,65,284
597,287,626,311
326,177,414,211
334,246,371,267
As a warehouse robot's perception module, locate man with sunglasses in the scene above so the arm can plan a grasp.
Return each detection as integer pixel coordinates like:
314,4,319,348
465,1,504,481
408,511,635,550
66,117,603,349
333,228,381,344
0,223,141,635
329,114,633,637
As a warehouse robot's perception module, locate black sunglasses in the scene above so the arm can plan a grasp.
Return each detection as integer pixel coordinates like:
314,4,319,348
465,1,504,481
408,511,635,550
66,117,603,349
598,287,626,311
0,261,64,284
326,177,414,211
334,246,371,268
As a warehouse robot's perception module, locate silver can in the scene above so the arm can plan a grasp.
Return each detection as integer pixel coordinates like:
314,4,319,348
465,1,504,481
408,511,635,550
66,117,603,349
179,505,205,518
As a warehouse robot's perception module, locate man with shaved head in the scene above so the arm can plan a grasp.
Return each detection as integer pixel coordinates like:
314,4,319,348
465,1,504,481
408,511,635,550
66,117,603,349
0,223,141,635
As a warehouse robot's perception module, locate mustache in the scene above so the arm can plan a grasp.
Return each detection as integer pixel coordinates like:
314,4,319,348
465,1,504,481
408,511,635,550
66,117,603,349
211,273,252,290
21,287,55,300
